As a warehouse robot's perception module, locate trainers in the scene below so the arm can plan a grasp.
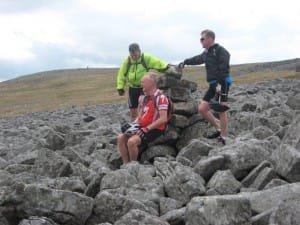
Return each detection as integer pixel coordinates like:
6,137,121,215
217,136,226,145
207,130,221,139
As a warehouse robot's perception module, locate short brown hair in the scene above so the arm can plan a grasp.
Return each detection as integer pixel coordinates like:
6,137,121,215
129,43,140,53
201,29,215,41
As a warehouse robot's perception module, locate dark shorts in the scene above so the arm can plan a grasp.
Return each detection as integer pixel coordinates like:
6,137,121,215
128,87,143,109
139,129,164,153
203,80,230,102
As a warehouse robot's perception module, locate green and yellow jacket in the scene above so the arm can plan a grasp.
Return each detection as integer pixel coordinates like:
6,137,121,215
116,53,168,89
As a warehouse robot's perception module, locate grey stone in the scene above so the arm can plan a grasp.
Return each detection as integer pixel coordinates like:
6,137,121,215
207,170,242,195
22,184,93,225
19,216,58,225
85,172,106,197
5,164,32,174
209,139,272,179
186,195,251,225
251,208,273,225
93,191,157,224
286,93,300,110
173,100,199,117
272,115,300,182
0,157,8,170
252,126,274,139
34,149,72,178
241,160,272,187
249,167,279,190
269,196,300,225
240,183,300,214
140,145,177,163
45,128,65,150
100,169,138,190
164,165,206,205
114,209,169,225
177,139,213,166
159,197,182,216
264,178,289,189
160,207,185,225
193,155,225,181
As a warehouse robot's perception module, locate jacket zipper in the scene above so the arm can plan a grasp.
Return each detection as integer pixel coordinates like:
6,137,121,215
134,63,137,81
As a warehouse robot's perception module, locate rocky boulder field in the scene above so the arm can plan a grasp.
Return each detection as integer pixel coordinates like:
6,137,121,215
0,71,299,225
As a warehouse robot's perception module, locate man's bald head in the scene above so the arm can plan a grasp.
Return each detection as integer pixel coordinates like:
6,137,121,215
141,72,158,94
142,72,158,84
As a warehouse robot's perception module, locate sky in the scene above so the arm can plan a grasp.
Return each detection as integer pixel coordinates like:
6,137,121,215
0,0,299,81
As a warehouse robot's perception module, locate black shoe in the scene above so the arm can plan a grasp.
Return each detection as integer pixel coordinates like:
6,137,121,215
217,136,226,145
207,130,221,139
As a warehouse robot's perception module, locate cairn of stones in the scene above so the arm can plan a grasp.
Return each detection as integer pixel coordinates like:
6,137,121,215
0,68,299,225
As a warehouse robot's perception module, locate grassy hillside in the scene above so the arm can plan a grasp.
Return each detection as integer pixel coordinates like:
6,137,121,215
0,59,299,118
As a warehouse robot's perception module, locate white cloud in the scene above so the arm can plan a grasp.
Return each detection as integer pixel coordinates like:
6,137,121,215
0,0,299,80
0,9,74,62
80,0,187,16
0,30,34,61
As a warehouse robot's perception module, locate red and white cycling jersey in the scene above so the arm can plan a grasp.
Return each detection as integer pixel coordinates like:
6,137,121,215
138,89,168,131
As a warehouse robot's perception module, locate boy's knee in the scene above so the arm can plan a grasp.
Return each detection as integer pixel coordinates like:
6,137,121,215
198,106,207,115
127,136,139,148
117,133,126,143
198,107,205,114
127,139,135,148
199,101,209,114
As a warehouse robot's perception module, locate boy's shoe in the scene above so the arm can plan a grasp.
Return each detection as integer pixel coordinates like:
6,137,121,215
207,130,221,139
217,136,226,145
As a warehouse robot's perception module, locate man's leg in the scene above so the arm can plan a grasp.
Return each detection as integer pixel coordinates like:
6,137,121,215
128,87,142,122
198,100,220,130
117,134,130,164
219,111,227,136
127,135,141,161
215,111,227,145
217,81,230,144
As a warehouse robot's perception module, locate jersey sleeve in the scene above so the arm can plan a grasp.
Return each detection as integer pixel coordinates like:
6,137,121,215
184,52,206,65
156,95,169,111
144,53,168,71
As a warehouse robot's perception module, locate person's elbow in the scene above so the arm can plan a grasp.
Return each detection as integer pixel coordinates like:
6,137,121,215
160,113,168,124
161,117,167,124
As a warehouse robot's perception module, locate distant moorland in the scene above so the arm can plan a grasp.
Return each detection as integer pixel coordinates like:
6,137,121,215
0,58,299,117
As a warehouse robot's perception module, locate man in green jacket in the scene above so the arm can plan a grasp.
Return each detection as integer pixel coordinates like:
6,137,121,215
117,43,170,121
